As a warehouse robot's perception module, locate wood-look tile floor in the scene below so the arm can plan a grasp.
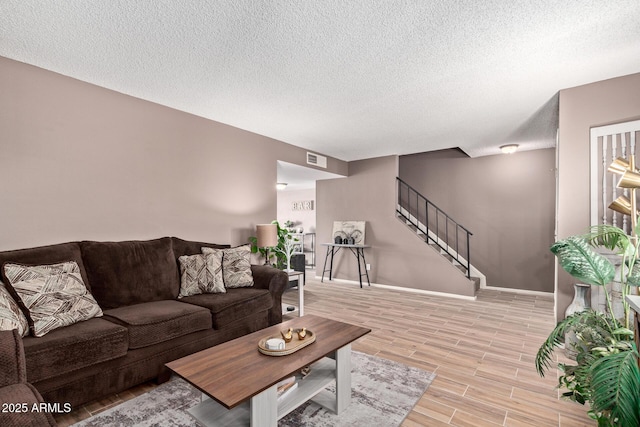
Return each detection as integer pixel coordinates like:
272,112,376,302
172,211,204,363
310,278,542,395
56,278,593,426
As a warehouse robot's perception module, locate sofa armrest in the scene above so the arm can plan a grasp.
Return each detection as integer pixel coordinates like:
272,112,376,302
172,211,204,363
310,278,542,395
0,383,57,426
251,265,288,325
0,330,57,426
0,330,26,387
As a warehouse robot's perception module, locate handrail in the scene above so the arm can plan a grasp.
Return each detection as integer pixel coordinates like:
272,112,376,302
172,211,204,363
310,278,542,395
396,177,473,279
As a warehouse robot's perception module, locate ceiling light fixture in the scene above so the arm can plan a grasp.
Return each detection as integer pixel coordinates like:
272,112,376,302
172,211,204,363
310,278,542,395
276,182,288,190
500,144,519,154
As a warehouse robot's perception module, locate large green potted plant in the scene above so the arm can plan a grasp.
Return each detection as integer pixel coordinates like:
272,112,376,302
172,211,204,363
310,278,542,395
536,224,640,426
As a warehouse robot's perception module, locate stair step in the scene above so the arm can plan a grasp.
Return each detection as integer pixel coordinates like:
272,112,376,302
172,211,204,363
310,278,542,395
470,276,481,291
429,243,452,258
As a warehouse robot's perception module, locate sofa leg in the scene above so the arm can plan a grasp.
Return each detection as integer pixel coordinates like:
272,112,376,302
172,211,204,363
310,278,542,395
155,368,172,385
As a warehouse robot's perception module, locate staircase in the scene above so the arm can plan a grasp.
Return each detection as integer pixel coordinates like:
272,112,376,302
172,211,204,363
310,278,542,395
396,177,482,291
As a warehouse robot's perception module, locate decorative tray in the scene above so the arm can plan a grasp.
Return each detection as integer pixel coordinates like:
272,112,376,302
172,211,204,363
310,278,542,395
258,329,316,356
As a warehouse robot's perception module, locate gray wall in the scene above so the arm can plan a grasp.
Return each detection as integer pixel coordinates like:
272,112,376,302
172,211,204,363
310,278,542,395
316,155,475,297
0,57,347,250
399,148,556,293
557,72,640,319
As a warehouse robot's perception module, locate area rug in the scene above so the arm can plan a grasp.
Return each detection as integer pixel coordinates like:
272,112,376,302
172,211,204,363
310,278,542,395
73,351,435,427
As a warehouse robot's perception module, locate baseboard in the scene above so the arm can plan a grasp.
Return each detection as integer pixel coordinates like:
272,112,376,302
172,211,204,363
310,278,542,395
313,276,478,301
481,284,553,297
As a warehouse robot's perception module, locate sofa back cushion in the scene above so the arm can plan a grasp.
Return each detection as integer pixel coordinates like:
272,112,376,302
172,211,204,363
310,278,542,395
80,237,178,309
170,237,229,258
0,242,90,290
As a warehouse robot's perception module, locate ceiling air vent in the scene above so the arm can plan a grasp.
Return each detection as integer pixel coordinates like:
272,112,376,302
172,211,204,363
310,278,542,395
307,152,327,168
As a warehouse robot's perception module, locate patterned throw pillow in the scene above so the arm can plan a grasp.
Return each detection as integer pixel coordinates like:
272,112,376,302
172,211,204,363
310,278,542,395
3,261,103,337
177,251,225,298
0,283,29,337
202,246,254,288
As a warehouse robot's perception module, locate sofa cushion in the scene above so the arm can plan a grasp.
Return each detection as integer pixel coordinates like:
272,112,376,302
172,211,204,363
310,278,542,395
102,300,212,349
180,288,272,329
22,317,128,382
3,261,103,337
178,252,225,298
0,241,90,290
171,237,229,258
0,283,29,337
80,237,178,309
202,246,254,288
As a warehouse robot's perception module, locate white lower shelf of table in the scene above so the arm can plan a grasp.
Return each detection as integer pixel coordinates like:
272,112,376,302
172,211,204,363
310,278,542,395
187,357,339,427
278,357,337,417
281,303,298,316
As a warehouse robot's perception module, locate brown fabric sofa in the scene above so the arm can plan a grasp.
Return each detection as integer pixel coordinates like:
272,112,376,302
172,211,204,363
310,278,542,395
0,330,57,427
0,237,288,411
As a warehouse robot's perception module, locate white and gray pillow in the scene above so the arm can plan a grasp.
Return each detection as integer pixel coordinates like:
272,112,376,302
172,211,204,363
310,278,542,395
0,283,29,337
202,246,254,288
178,251,225,298
3,261,103,337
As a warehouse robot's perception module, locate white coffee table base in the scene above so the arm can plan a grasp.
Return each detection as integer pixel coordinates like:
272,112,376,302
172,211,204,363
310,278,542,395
187,345,351,427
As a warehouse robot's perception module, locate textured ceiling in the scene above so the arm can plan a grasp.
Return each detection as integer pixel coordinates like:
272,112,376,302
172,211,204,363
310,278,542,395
1,1,639,160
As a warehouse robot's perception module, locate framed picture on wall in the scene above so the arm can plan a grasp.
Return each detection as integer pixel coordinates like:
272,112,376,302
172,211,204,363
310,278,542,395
332,221,366,244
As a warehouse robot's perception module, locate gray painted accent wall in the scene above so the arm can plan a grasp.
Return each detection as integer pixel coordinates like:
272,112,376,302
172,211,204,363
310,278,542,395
316,156,475,297
399,148,556,293
557,72,640,320
0,56,347,250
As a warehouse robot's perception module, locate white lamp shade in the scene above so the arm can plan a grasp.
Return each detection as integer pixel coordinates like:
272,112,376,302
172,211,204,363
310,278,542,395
256,224,278,248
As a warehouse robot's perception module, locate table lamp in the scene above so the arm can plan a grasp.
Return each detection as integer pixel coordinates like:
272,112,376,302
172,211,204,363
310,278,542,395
256,224,278,265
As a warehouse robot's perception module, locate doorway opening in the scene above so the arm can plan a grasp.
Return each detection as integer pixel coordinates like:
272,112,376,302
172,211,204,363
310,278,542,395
276,160,344,269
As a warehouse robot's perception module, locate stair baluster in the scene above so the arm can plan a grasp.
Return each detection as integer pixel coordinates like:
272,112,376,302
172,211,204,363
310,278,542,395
396,177,473,280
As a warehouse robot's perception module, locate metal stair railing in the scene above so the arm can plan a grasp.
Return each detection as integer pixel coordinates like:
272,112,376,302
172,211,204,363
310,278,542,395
396,177,473,279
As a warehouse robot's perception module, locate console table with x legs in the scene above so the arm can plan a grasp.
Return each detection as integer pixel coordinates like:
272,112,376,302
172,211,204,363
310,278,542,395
320,243,371,288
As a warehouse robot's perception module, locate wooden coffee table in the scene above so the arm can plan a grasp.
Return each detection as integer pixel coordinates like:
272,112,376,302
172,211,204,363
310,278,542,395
166,314,370,427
